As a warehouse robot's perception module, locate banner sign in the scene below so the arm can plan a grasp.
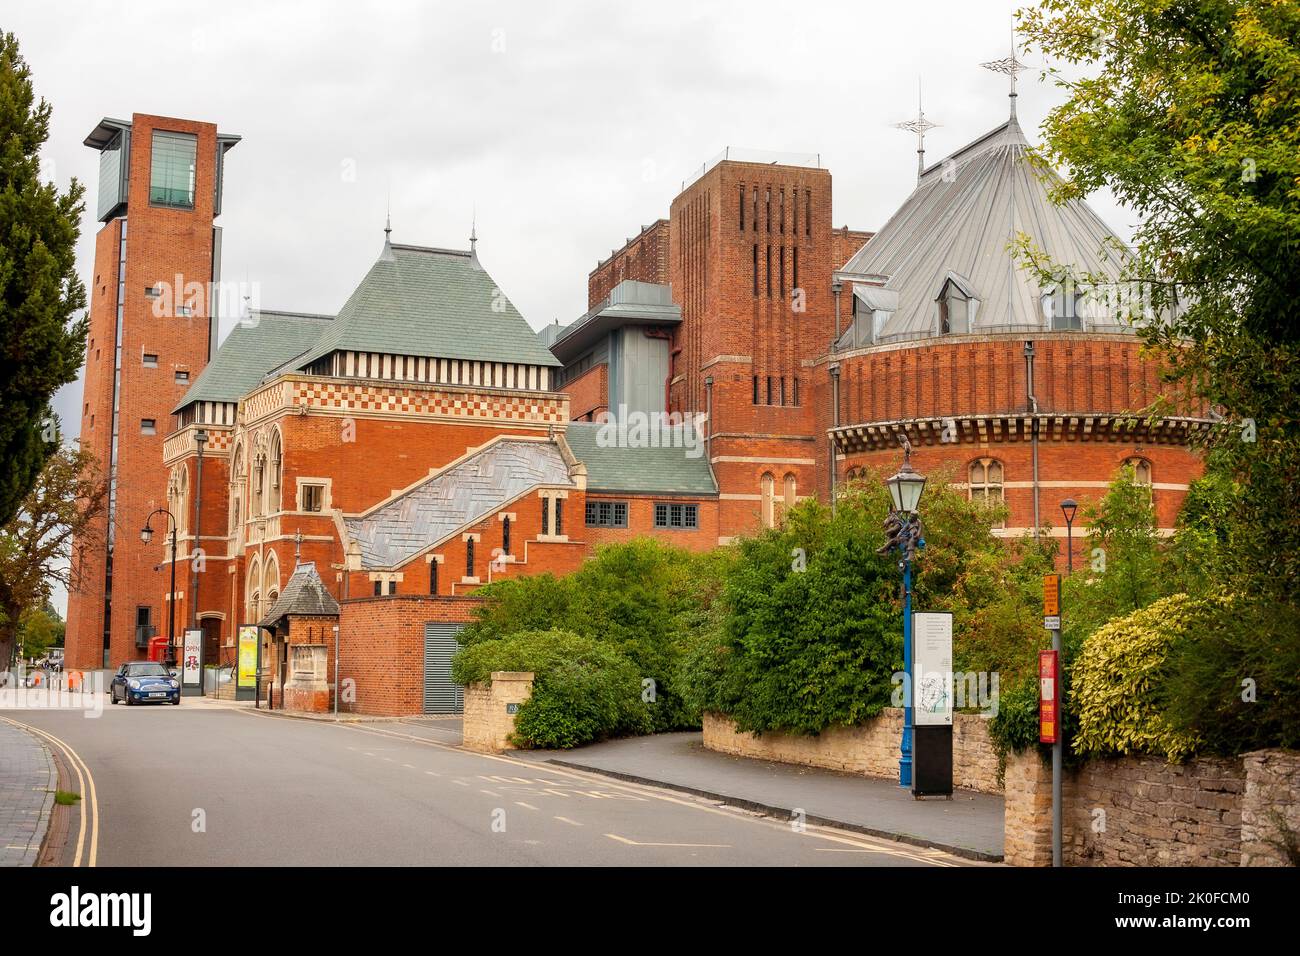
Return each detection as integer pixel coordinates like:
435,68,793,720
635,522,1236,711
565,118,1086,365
237,626,259,689
1039,649,1059,744
182,629,202,687
913,612,953,726
1043,574,1060,616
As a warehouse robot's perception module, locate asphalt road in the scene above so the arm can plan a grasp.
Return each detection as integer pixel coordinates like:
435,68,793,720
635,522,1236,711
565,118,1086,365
4,698,978,867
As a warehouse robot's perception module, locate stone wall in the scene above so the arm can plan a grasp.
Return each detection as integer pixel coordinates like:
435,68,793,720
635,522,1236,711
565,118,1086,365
462,671,535,753
1004,748,1300,867
1241,749,1300,867
702,708,1002,794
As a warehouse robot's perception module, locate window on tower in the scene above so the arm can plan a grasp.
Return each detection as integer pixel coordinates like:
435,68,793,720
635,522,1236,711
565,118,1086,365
149,130,198,209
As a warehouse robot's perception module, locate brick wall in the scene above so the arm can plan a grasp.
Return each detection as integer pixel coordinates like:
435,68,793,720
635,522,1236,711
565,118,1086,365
563,362,608,422
462,671,535,752
702,709,1002,794
588,220,670,308
337,595,480,716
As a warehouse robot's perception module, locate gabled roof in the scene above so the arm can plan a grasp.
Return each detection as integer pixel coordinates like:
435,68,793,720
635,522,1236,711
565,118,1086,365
563,423,717,496
294,242,561,372
174,310,334,413
838,114,1130,343
343,439,574,570
258,562,340,629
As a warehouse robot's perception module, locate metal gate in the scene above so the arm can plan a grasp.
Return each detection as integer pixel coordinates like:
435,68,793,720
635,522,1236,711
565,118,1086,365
422,623,465,714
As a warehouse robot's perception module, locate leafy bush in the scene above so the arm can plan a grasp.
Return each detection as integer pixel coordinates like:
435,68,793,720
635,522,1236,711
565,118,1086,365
1071,594,1226,762
1160,596,1300,756
451,629,647,749
456,573,572,647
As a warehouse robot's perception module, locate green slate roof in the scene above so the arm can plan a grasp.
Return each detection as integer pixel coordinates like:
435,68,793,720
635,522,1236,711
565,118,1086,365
564,422,717,496
174,310,333,413
293,242,561,371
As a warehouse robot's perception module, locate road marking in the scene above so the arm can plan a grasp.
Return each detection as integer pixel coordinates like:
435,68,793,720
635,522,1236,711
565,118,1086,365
452,779,468,786
514,802,539,810
424,770,441,777
0,716,99,867
480,788,501,797
401,763,415,769
606,833,730,848
239,710,971,866
554,816,583,826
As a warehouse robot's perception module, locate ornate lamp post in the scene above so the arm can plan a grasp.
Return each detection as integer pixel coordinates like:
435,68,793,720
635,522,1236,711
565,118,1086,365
878,436,926,787
1060,498,1078,574
141,509,179,667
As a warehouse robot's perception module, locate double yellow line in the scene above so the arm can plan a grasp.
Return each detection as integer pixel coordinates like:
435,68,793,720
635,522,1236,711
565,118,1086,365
0,716,99,867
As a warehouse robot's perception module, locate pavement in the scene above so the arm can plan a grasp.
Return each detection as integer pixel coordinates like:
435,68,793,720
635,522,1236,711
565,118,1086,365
515,731,1005,862
0,717,56,866
1,700,982,866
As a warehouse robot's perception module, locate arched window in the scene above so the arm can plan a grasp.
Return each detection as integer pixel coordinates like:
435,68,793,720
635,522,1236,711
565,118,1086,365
968,458,1004,504
252,453,265,517
1123,456,1152,487
246,554,261,622
229,443,244,537
760,472,776,528
263,551,280,611
268,429,282,514
783,473,797,509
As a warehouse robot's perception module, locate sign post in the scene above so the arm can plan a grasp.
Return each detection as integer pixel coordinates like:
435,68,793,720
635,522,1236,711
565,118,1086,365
1042,573,1063,867
911,611,954,798
181,628,203,697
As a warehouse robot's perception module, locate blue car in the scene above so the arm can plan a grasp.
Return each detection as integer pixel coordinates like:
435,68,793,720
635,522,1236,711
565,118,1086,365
110,661,181,705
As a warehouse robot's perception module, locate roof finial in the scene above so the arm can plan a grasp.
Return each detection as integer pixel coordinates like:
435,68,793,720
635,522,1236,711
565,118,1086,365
892,76,940,185
380,195,396,262
469,206,482,269
981,27,1029,123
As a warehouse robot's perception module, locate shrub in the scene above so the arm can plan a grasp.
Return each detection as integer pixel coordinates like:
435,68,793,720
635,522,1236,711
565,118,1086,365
1160,596,1300,756
451,629,647,748
456,573,572,647
1071,593,1226,762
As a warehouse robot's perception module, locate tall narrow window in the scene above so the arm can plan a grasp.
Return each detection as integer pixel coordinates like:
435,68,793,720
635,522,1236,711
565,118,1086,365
766,376,773,405
761,473,776,528
779,247,786,298
792,187,799,235
752,187,758,231
738,184,745,231
554,498,564,535
466,539,475,578
149,131,197,209
373,580,382,597
779,377,786,406
805,189,812,236
502,516,511,555
752,244,759,296
429,562,438,595
752,375,760,405
792,378,800,407
766,246,772,297
541,498,550,536
793,248,799,290
783,473,797,508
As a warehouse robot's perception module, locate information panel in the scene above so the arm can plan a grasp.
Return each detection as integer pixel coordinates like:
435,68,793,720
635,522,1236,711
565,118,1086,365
237,626,259,689
182,629,202,687
912,611,953,726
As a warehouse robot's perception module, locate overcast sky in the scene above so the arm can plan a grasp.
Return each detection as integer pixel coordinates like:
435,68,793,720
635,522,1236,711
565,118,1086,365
10,0,1129,614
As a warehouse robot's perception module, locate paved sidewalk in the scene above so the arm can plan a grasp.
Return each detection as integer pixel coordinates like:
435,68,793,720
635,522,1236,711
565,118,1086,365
517,731,1004,861
0,719,56,867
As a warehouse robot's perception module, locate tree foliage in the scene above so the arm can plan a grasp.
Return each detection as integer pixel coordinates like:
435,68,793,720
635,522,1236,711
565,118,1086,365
1016,0,1300,593
0,445,105,669
0,31,88,525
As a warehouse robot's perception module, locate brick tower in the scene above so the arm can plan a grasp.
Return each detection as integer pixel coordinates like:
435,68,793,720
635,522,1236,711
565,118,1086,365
668,159,838,538
65,114,239,670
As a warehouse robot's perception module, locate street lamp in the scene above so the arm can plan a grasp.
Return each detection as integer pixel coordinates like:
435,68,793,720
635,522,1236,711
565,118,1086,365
1060,498,1078,574
878,435,926,788
141,508,179,668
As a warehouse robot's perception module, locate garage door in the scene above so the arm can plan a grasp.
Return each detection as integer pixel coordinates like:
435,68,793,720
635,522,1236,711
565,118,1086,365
422,623,465,714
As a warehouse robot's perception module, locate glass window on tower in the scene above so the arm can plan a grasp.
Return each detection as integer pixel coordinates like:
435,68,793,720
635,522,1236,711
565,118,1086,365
150,131,198,209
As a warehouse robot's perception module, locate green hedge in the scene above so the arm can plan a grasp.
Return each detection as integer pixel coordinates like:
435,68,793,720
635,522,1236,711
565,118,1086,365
452,629,648,749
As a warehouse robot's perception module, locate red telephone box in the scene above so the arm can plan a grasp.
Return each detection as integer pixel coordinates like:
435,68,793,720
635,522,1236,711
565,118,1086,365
148,635,170,662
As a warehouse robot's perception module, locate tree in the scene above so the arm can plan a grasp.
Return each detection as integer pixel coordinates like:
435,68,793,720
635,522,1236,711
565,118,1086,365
17,602,62,661
0,445,105,669
1016,0,1300,594
0,31,88,526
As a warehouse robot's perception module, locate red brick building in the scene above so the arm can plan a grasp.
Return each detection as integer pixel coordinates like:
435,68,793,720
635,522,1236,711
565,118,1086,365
64,91,1209,714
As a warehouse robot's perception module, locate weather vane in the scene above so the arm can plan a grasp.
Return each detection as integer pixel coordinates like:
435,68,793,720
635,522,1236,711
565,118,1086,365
981,30,1029,119
893,78,939,183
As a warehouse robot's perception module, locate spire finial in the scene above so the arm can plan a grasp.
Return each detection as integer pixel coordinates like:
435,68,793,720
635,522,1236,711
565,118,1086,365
380,195,396,261
980,28,1029,122
892,77,940,184
469,206,481,268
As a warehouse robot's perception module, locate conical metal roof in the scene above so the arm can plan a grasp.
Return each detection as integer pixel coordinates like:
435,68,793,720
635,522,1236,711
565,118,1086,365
838,115,1131,345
